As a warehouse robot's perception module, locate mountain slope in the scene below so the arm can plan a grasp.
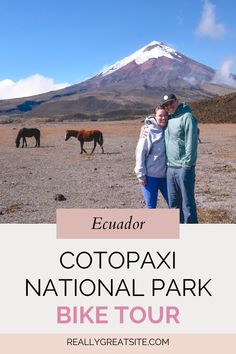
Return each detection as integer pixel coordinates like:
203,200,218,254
190,92,236,123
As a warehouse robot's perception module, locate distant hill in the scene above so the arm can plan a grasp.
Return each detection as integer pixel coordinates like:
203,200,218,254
190,92,236,123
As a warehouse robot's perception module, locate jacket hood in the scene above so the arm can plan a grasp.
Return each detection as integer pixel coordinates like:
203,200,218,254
144,115,157,127
172,102,192,118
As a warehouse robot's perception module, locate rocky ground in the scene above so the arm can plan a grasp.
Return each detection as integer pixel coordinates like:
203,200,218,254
0,121,235,223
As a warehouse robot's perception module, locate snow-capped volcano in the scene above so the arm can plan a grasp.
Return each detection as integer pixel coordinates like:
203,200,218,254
1,40,236,119
101,41,182,76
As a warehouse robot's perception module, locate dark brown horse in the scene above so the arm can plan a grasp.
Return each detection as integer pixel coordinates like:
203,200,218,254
15,128,40,148
65,129,104,154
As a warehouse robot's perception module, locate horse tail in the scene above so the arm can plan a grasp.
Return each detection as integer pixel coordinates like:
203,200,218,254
98,132,103,146
37,129,41,146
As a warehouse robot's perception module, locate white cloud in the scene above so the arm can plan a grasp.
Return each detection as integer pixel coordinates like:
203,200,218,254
212,58,236,87
183,76,198,85
195,0,226,39
0,74,70,99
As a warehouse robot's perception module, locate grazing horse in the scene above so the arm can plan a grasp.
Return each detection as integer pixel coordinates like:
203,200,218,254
65,129,104,154
15,127,40,148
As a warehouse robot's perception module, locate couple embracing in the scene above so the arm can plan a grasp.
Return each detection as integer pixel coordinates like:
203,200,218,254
135,93,198,224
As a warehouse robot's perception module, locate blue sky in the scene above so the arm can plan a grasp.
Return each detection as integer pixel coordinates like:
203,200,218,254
0,0,235,98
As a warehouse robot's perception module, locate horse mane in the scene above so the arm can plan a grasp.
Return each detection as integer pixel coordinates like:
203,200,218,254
67,129,79,133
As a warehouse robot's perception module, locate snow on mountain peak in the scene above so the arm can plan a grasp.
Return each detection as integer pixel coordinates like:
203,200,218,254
101,41,182,77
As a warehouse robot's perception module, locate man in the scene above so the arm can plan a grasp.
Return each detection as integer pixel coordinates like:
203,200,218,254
160,93,198,223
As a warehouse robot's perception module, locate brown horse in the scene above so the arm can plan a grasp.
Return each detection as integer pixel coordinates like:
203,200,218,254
15,127,40,148
65,129,104,154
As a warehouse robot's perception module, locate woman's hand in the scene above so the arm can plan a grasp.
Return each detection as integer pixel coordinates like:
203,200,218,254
140,125,149,138
138,177,147,186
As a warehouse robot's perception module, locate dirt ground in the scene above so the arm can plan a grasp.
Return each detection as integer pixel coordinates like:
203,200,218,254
0,121,235,223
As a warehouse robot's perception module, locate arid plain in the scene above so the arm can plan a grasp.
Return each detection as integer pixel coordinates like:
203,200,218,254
0,121,235,223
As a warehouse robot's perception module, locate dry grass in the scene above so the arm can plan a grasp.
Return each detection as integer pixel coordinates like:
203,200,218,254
5,203,23,214
213,165,236,173
198,208,236,223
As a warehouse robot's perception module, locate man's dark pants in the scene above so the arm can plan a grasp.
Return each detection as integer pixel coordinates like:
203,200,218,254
167,166,198,224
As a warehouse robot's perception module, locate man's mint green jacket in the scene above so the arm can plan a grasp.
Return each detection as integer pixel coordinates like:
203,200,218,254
164,103,198,168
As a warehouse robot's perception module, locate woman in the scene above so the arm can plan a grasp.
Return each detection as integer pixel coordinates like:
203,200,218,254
135,107,168,208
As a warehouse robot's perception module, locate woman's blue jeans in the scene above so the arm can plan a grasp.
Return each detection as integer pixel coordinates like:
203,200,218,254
141,176,169,209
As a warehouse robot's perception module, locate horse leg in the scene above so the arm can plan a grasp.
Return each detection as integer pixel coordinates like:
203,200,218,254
82,140,88,154
36,137,40,147
80,141,83,154
98,140,104,153
98,133,104,153
91,140,97,154
22,137,26,148
80,141,87,154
